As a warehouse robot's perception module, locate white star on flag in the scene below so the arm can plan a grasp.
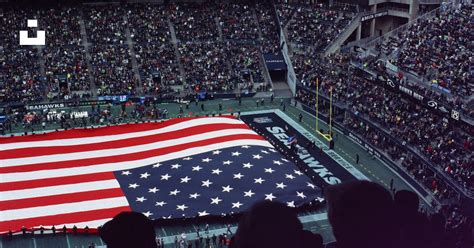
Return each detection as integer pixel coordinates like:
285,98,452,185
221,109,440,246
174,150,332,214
122,171,132,176
273,160,283,165
140,172,151,179
171,164,182,169
265,193,276,201
202,158,212,163
143,211,153,217
180,176,191,183
155,201,167,207
189,193,200,199
233,173,244,179
201,180,213,187
231,151,242,156
223,160,233,165
161,174,171,180
296,191,307,199
169,189,180,196
148,187,159,193
136,196,146,202
212,169,223,175
152,163,162,168
192,166,203,171
253,154,263,159
243,162,254,168
244,190,255,197
294,170,304,176
232,202,243,209
276,182,287,189
211,197,222,205
183,157,192,161
285,174,295,180
212,150,222,155
198,211,209,216
287,201,295,208
176,204,188,211
254,177,265,184
222,185,233,192
264,168,275,173
129,183,139,189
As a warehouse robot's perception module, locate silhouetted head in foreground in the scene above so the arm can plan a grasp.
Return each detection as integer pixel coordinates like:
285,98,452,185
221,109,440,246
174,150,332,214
100,211,157,248
326,180,395,248
231,201,323,248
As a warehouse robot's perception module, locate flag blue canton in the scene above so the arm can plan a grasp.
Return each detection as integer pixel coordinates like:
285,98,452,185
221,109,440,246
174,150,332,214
115,145,323,220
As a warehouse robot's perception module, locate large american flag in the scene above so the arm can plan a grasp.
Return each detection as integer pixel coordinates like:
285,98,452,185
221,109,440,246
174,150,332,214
0,116,322,233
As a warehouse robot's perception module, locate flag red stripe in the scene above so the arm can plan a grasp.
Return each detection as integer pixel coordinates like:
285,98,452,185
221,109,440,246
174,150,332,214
0,172,115,192
0,116,236,144
0,134,265,174
0,188,124,211
1,123,250,159
0,206,131,233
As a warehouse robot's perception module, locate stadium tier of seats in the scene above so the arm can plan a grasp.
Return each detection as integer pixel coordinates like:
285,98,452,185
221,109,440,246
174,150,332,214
294,52,473,194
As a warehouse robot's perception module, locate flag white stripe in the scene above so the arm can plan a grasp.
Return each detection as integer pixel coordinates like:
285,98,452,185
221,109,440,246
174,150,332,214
35,218,113,230
1,129,257,167
0,118,243,151
1,140,274,183
0,197,129,222
0,180,120,201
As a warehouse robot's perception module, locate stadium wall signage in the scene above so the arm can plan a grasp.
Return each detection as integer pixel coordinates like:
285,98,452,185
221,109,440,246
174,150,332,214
361,11,388,22
263,53,287,71
25,100,108,111
354,67,467,125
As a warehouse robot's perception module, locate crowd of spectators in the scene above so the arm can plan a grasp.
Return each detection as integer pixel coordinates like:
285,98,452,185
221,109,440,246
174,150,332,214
392,4,472,98
85,7,137,96
0,8,43,104
127,4,181,97
169,3,219,41
255,2,280,54
42,7,91,101
218,3,259,41
178,42,233,93
280,3,355,52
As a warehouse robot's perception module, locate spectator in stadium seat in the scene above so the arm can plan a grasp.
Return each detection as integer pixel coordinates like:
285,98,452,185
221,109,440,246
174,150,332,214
325,180,396,248
231,201,323,248
100,212,157,248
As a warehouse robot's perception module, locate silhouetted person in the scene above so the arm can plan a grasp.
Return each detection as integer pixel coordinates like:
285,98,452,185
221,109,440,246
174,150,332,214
298,113,303,122
231,201,323,248
355,153,359,164
100,212,158,248
326,180,395,248
393,190,430,248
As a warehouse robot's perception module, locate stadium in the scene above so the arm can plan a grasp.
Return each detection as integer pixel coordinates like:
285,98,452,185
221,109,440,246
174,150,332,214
0,0,472,247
